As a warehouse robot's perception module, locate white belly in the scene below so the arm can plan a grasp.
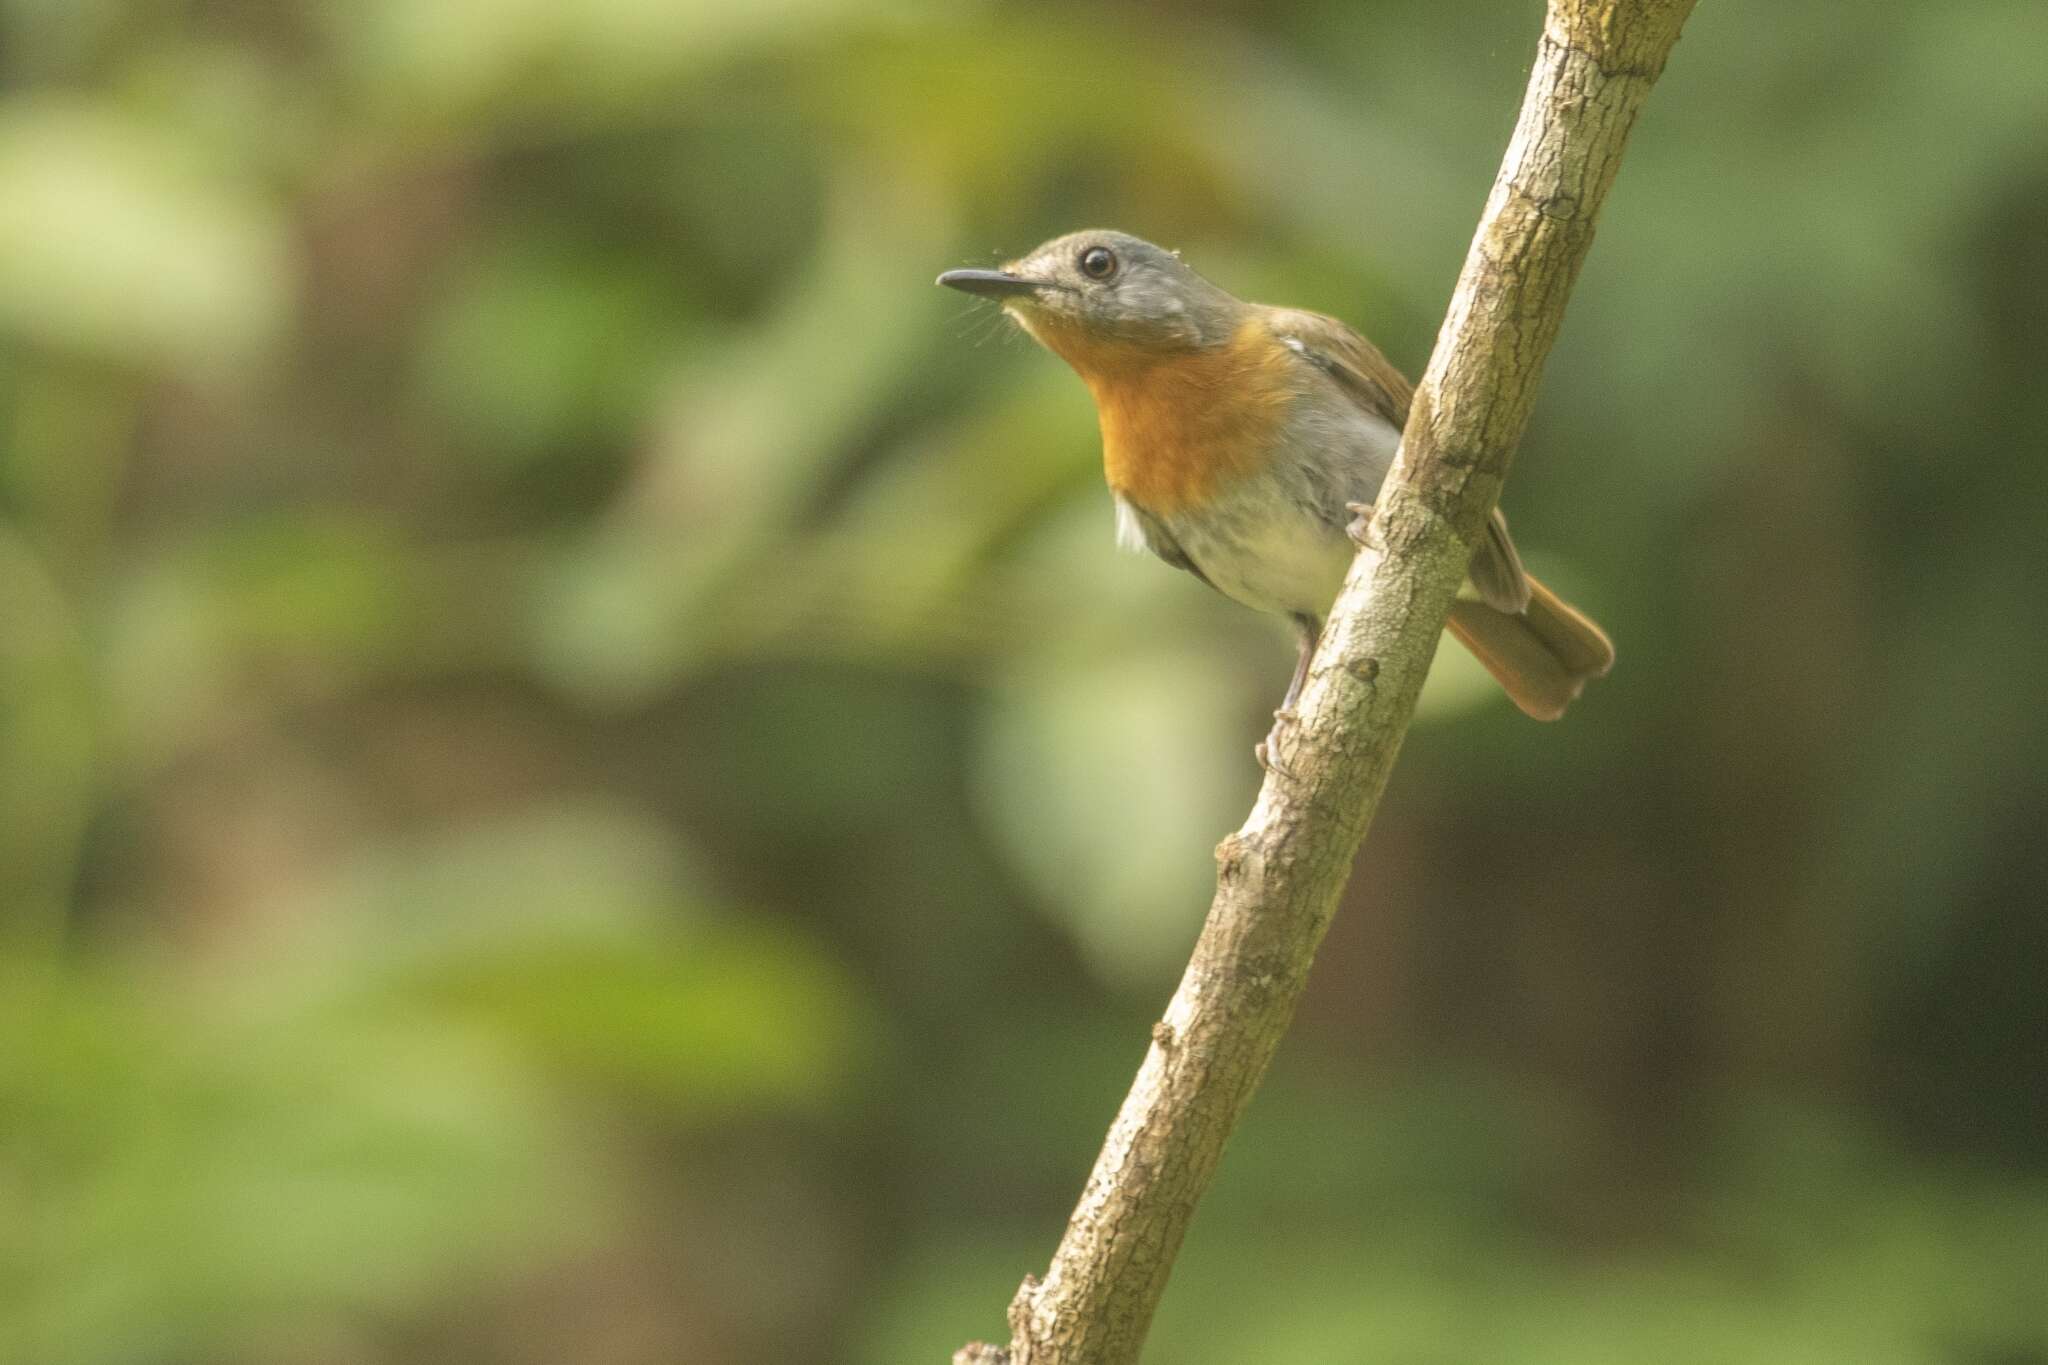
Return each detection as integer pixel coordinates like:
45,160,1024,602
1154,482,1356,620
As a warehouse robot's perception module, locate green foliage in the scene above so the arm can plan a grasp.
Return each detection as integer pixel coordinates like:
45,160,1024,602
1,0,2044,1360
0,99,290,376
3,805,867,1364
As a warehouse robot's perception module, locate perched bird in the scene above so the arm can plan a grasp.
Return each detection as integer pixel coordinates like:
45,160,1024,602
939,230,1613,752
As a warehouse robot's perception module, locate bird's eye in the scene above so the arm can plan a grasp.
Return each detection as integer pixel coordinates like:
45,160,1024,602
1079,245,1118,280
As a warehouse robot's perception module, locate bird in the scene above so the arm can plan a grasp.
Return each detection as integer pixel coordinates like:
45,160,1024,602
938,229,1613,758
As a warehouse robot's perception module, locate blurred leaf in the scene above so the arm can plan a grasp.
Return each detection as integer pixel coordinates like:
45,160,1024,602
974,642,1249,985
525,529,715,706
0,365,135,570
99,515,417,773
408,922,866,1116
419,226,689,465
0,0,128,78
0,527,93,938
300,802,875,1116
325,0,933,131
529,173,953,700
203,517,414,659
0,960,599,1365
309,799,696,944
1,801,877,1362
0,98,289,376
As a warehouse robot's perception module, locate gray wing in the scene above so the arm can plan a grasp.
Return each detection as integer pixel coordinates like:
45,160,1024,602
1270,309,1532,614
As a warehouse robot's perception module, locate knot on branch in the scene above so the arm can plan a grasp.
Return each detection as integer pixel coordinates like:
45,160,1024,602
1214,833,1253,885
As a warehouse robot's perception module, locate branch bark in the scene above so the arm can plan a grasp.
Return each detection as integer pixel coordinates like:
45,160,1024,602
957,2,1696,1360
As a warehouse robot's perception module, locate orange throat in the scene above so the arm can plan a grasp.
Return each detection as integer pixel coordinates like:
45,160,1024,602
1031,313,1300,514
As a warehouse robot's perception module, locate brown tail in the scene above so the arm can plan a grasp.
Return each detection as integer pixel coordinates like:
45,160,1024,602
1445,575,1615,721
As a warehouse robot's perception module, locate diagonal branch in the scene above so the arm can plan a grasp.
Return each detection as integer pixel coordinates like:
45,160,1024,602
957,2,1698,1361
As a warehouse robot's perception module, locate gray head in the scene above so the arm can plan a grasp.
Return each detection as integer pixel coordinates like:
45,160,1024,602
937,230,1245,355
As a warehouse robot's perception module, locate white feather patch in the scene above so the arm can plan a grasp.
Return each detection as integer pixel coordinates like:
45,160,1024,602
1112,495,1149,553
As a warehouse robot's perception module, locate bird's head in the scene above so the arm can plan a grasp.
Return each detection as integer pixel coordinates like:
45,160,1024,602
938,230,1243,367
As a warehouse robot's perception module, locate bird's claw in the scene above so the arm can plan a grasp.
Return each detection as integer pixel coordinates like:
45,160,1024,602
1345,501,1374,548
1257,708,1299,776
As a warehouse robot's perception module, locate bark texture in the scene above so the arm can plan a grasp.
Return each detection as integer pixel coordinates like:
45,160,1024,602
957,2,1696,1361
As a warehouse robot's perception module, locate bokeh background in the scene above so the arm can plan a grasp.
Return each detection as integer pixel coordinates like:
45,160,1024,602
5,0,2045,1361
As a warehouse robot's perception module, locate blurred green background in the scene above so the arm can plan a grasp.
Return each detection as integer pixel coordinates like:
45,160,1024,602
4,0,2045,1361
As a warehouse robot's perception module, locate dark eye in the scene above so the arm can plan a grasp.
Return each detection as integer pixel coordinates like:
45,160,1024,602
1079,245,1117,280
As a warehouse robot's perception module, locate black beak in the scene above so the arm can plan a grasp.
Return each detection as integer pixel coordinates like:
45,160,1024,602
936,268,1042,299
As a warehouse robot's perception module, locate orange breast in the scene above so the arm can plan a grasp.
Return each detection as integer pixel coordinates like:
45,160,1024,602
1041,315,1302,514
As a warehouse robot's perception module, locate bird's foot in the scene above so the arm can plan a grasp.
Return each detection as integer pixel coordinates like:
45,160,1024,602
1256,707,1299,776
1345,501,1375,548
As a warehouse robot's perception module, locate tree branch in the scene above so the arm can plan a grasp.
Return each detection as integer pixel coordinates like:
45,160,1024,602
956,2,1697,1360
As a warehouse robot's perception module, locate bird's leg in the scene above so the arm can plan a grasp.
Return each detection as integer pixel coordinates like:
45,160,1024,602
1257,615,1321,772
1278,625,1316,713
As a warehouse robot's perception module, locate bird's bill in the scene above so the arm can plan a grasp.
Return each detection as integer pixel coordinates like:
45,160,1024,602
936,268,1042,298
